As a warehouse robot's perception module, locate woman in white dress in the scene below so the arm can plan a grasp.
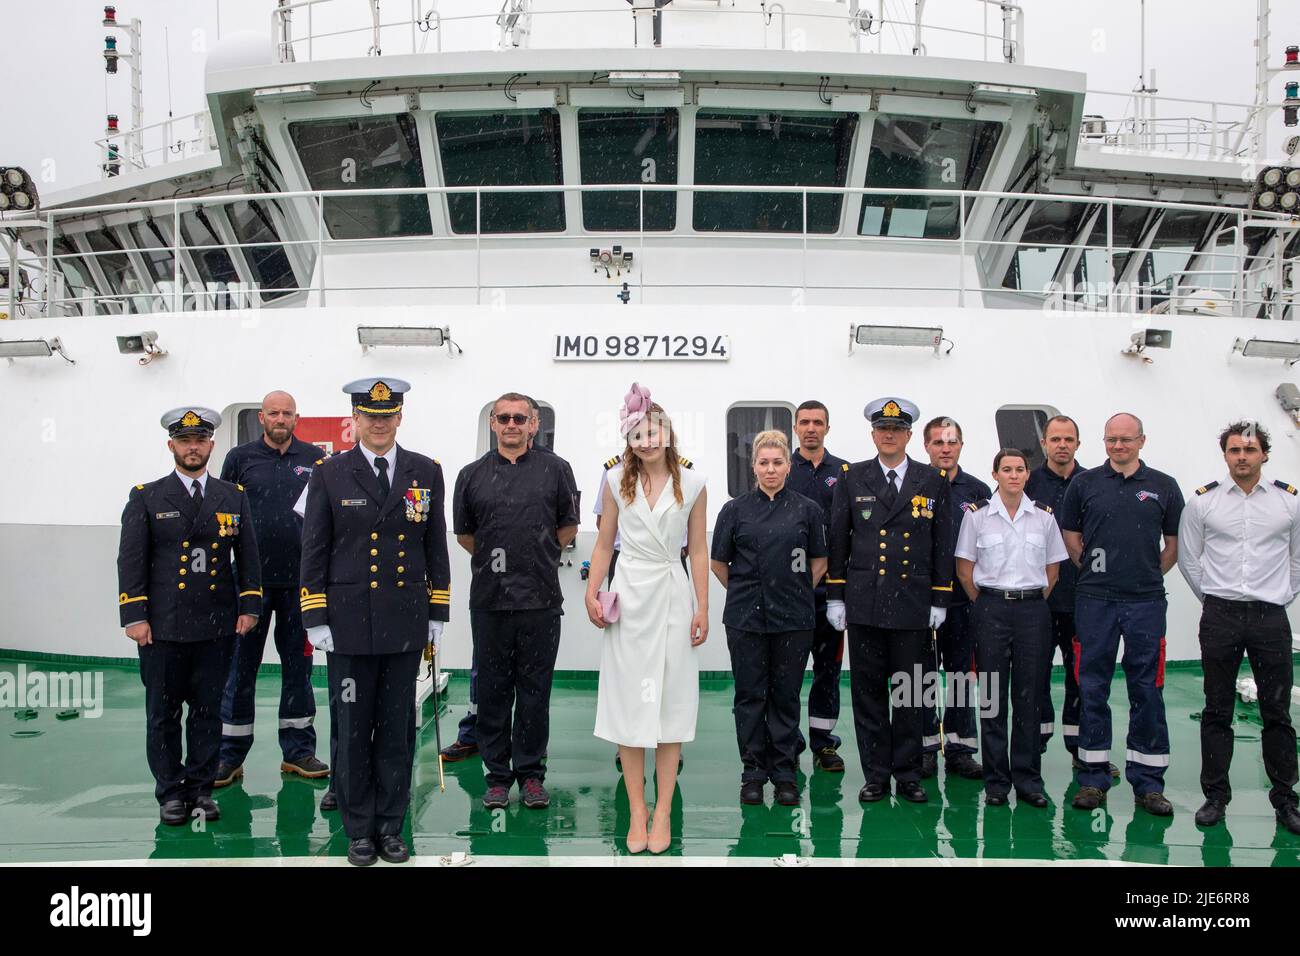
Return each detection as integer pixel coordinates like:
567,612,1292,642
586,383,709,854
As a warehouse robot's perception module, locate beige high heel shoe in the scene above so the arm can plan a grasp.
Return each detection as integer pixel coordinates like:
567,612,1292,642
648,811,671,854
627,809,649,854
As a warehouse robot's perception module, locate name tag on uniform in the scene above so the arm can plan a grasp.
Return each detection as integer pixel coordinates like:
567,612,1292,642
342,499,367,507
155,511,181,519
854,496,876,503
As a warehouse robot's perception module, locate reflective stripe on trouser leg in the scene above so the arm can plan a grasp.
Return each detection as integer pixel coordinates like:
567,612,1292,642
1074,595,1123,792
1117,598,1170,795
219,610,272,765
808,612,844,751
270,586,318,763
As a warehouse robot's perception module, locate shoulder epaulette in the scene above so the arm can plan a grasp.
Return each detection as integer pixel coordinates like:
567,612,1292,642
962,498,988,513
1274,480,1297,496
604,456,620,471
236,483,245,492
434,458,440,465
1034,500,1052,513
315,458,325,466
1195,480,1220,496
679,456,694,469
841,462,849,473
134,483,144,491
939,468,947,478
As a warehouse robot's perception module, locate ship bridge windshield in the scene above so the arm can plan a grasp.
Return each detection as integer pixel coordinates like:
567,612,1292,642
693,111,857,233
859,115,1001,239
289,113,431,239
227,200,297,300
435,109,565,234
51,237,98,309
129,220,175,285
83,228,136,303
180,208,241,289
579,109,678,231
1139,207,1222,290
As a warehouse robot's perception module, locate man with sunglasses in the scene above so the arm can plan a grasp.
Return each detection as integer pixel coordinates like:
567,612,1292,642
1058,413,1183,816
453,393,580,810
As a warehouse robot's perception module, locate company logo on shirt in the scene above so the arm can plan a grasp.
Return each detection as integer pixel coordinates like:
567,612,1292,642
294,466,313,478
1136,490,1160,502
824,476,837,488
960,501,979,513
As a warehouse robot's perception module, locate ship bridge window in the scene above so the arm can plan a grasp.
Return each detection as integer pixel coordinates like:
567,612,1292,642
179,208,241,292
726,403,794,496
994,405,1060,471
289,113,432,240
1139,207,1221,292
579,109,678,231
693,111,857,234
1000,199,1092,293
51,237,101,311
129,220,175,285
436,110,565,234
228,200,297,301
859,115,1001,239
84,228,137,302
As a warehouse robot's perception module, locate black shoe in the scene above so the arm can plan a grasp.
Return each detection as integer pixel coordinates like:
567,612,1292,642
440,739,479,762
320,789,338,811
1137,791,1174,817
521,778,550,809
813,747,845,773
378,834,410,863
1072,786,1106,810
1018,791,1048,808
774,781,799,807
160,799,188,826
858,782,888,803
920,753,938,779
897,781,928,803
945,754,984,780
191,796,221,822
213,763,243,788
281,755,329,778
985,791,1008,806
740,780,764,805
1195,800,1226,827
348,838,378,867
1277,805,1300,835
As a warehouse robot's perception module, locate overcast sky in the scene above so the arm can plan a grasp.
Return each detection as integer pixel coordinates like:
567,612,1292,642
2,0,1298,190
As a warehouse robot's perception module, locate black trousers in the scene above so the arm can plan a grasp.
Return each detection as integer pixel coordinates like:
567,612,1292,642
806,599,844,752
1040,610,1080,754
1199,596,1298,810
138,637,233,804
727,626,813,784
847,624,927,786
972,595,1051,797
472,609,562,788
921,601,979,756
326,649,421,839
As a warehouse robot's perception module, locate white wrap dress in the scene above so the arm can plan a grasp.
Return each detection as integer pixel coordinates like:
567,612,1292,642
593,465,705,747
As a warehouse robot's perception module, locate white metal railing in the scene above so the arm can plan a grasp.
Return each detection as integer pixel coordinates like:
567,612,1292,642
93,110,216,179
6,183,1297,319
1078,90,1266,160
270,0,1023,63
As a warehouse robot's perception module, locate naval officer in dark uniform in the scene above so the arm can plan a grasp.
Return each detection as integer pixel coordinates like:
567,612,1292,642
117,407,263,825
299,378,451,866
825,397,955,804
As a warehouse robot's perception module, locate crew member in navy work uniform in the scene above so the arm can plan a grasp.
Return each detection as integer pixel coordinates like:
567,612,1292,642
1177,421,1300,835
117,407,262,826
454,392,580,811
955,448,1068,807
299,378,451,866
712,430,829,806
215,390,328,787
825,397,955,804
1059,412,1184,816
919,416,990,780
784,400,849,773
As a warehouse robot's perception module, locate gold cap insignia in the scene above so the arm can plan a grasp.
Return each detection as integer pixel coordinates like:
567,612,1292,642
180,410,202,428
883,401,901,418
369,381,392,402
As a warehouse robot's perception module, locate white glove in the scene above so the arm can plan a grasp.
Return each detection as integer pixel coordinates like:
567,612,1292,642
826,599,847,632
428,620,443,653
928,606,947,629
306,624,334,652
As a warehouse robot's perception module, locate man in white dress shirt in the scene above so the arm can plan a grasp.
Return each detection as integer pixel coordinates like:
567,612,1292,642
955,448,1068,807
1177,421,1300,835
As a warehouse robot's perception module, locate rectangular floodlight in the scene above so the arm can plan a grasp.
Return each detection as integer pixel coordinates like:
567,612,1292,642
853,324,943,352
358,326,446,351
608,71,681,87
1234,337,1300,363
0,338,54,358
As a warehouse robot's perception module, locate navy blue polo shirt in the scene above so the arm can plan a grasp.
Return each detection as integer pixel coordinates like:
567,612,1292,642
453,448,580,612
786,447,847,602
943,466,993,606
1057,460,1184,602
711,486,828,633
1025,460,1085,613
219,435,321,587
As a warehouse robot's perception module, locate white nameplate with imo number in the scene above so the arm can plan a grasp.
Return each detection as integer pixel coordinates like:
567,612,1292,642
553,333,731,361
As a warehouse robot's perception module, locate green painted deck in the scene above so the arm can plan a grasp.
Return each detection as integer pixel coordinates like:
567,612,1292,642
1,655,1298,866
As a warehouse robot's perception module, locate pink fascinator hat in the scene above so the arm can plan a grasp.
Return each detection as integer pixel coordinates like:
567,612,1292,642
619,382,652,437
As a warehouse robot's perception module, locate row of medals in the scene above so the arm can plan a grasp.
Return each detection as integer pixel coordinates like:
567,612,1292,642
406,489,430,523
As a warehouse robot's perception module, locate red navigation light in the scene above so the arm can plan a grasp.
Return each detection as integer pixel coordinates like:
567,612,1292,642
1286,45,1299,67
106,114,119,131
103,5,117,26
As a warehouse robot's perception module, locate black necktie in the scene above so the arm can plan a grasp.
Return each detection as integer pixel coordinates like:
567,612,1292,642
375,456,391,500
191,479,203,508
881,469,898,509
